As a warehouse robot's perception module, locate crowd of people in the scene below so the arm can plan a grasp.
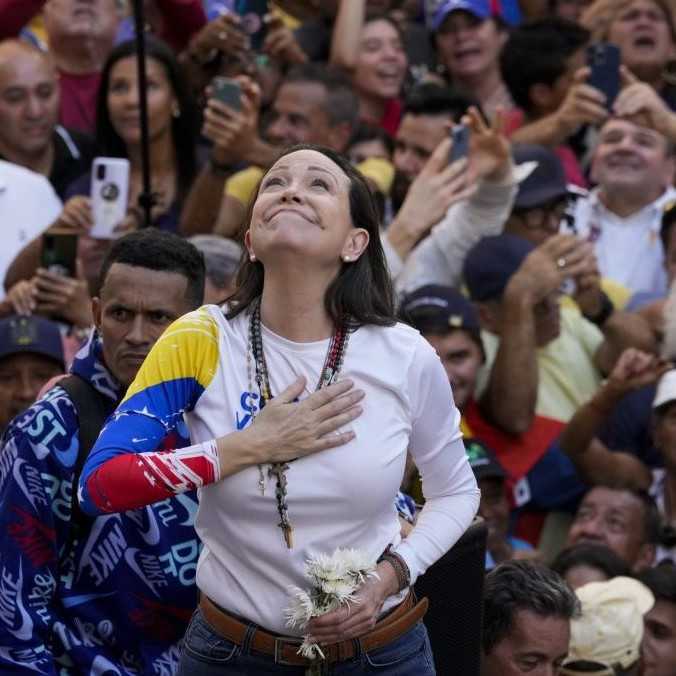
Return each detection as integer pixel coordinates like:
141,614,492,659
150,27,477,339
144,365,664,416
2,0,676,674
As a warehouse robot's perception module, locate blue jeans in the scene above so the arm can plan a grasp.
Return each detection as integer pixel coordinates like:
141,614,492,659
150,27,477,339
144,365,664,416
177,607,436,675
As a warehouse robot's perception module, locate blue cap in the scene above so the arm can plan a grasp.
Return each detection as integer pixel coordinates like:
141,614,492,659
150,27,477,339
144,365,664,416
400,285,480,336
463,234,534,302
432,0,492,31
513,144,569,210
0,315,64,366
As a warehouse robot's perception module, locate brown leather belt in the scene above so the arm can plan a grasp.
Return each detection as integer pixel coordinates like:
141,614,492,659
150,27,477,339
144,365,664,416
199,592,429,666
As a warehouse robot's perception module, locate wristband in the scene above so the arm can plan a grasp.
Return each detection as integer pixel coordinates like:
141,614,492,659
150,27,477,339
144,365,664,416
378,546,411,592
583,291,614,326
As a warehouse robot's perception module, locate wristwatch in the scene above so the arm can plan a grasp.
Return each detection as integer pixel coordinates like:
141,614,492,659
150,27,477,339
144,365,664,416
583,291,614,326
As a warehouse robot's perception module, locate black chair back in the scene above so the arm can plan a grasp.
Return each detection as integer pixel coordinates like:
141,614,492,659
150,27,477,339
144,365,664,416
414,518,487,675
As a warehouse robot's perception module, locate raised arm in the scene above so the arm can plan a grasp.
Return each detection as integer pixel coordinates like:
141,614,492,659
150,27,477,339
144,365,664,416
559,348,662,489
79,308,364,515
179,77,278,236
329,0,366,71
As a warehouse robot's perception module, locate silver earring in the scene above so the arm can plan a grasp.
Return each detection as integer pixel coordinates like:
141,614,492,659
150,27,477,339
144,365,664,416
172,104,181,118
250,253,257,262
343,255,351,262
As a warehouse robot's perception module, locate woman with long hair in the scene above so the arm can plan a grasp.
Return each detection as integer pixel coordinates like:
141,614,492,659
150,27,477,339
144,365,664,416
331,1,408,135
79,144,479,675
63,35,198,230
2,36,199,317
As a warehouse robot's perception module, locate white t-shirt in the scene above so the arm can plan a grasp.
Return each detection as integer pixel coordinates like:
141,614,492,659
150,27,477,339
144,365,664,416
572,188,676,296
109,305,480,634
0,160,62,298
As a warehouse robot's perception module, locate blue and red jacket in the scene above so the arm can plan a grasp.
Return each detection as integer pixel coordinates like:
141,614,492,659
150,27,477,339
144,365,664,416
0,332,199,675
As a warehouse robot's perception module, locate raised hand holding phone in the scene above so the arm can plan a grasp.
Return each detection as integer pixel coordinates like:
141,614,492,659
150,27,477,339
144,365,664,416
587,42,621,110
90,158,130,239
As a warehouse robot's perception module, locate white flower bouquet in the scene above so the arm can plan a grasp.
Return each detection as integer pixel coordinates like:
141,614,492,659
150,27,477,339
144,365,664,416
284,547,379,661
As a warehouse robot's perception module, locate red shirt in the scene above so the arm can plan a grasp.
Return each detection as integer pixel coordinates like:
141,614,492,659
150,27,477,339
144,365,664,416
58,71,101,135
378,99,403,137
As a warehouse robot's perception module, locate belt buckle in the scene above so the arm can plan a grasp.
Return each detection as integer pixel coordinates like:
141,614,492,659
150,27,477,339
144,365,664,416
274,636,303,665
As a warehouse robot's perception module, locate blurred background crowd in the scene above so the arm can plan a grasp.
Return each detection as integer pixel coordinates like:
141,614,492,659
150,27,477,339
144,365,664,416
4,0,676,674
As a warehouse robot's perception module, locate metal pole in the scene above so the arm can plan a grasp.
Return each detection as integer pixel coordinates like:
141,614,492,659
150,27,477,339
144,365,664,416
131,0,154,227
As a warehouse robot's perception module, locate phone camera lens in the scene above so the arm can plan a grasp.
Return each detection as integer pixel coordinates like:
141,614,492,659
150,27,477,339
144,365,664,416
96,164,106,180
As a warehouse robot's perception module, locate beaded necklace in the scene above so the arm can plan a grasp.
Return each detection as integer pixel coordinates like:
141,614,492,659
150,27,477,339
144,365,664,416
247,298,349,549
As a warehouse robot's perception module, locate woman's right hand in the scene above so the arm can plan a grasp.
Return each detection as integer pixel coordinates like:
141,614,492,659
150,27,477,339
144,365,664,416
230,377,364,465
48,196,93,235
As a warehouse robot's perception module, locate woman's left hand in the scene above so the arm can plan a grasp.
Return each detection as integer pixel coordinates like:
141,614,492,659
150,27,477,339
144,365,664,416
306,561,399,645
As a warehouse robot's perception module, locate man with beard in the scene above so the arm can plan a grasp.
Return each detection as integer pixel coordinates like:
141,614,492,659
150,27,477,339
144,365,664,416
571,117,676,297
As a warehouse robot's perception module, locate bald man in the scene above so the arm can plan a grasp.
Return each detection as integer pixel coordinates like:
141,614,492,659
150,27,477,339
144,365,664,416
0,39,94,197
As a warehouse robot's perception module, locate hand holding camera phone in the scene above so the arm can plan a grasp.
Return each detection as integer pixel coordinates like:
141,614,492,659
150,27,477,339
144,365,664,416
448,125,470,164
90,157,130,239
41,233,78,278
587,42,621,110
211,76,242,110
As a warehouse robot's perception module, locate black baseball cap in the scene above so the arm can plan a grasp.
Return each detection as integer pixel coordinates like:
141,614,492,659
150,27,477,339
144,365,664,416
513,144,569,210
465,438,506,481
400,285,481,336
0,316,64,366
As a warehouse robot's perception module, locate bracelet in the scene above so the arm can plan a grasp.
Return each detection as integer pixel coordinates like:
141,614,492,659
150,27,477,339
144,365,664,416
378,546,411,592
582,291,614,326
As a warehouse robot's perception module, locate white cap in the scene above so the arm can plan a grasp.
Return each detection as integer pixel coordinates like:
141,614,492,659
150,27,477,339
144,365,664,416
563,577,654,672
653,370,676,409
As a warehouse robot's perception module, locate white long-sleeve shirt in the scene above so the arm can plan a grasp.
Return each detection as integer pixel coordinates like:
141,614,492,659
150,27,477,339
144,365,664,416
85,305,479,634
392,163,531,294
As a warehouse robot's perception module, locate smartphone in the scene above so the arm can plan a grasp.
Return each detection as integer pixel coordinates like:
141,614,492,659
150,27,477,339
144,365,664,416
587,42,621,109
211,76,242,111
90,157,130,239
449,125,470,164
41,233,78,277
236,0,268,51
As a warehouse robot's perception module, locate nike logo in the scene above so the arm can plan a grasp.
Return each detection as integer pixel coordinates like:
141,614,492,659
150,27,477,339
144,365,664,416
0,646,44,672
5,561,34,641
53,435,79,469
61,591,116,608
12,459,38,511
125,506,161,546
124,548,161,598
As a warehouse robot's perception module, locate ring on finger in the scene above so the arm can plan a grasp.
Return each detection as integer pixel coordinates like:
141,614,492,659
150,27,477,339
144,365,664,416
557,257,567,269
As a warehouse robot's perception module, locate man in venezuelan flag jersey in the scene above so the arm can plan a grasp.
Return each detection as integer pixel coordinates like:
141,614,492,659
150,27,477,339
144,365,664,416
0,229,205,675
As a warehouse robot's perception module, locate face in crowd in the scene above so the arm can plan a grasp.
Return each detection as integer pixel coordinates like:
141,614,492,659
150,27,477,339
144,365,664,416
435,10,507,83
43,0,119,46
353,18,407,104
606,0,674,85
591,118,675,205
482,609,571,676
107,55,178,148
0,42,59,163
566,485,656,571
92,264,195,387
423,328,483,412
0,353,63,430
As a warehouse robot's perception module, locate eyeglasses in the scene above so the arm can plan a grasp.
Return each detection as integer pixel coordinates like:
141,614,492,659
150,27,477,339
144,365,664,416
512,198,570,233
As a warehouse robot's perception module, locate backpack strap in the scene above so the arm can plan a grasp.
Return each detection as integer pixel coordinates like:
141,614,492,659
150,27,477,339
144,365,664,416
58,374,117,529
